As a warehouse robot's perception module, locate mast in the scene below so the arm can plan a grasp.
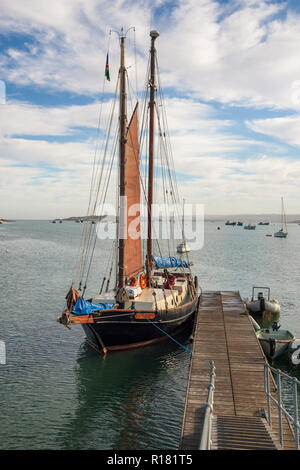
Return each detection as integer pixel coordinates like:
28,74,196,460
282,196,287,232
146,30,159,286
117,33,127,301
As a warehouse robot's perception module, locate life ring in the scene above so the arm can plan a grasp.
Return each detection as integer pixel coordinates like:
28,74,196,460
129,277,138,287
139,272,147,290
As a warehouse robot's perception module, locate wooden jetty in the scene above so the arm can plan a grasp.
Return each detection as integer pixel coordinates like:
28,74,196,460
180,291,296,450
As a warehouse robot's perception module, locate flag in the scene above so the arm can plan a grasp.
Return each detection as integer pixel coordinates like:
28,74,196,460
105,53,110,81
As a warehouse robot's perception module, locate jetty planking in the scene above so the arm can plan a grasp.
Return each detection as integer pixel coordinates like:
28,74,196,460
180,291,295,450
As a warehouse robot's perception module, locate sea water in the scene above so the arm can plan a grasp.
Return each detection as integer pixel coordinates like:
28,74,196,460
0,220,299,449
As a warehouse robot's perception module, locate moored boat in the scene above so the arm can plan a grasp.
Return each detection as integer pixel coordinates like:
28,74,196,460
244,223,256,230
288,340,300,365
244,287,280,315
57,30,198,353
256,325,295,359
177,242,190,253
225,220,236,226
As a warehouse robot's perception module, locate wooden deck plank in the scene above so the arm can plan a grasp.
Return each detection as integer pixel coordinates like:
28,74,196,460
179,291,296,450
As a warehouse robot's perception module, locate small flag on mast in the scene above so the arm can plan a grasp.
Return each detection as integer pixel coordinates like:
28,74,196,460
105,53,110,81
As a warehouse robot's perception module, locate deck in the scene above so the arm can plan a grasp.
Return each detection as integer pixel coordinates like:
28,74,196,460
180,291,295,450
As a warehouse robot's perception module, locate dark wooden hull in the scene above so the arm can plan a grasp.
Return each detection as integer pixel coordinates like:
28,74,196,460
81,295,198,353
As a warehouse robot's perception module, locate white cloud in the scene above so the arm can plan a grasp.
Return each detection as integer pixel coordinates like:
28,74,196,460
246,114,300,148
1,0,300,218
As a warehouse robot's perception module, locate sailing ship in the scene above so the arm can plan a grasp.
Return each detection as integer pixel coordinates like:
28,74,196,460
57,30,198,353
274,197,288,238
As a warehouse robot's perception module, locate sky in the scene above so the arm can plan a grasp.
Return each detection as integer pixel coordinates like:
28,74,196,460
1,0,300,219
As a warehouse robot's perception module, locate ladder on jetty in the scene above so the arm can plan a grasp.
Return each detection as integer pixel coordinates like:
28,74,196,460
180,291,296,450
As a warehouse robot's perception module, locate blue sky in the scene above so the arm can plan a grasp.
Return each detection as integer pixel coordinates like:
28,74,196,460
1,0,300,218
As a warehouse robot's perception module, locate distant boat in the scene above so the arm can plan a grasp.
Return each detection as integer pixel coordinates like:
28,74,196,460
52,220,56,224
274,197,288,238
177,242,190,254
256,325,295,359
244,223,256,230
225,220,236,226
237,221,243,226
177,199,190,253
258,221,270,225
59,219,63,224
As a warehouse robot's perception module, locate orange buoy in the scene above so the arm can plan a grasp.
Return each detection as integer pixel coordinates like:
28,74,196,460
129,276,138,287
139,272,147,290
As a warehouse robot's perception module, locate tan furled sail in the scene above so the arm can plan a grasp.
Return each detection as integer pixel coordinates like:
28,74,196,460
124,103,143,278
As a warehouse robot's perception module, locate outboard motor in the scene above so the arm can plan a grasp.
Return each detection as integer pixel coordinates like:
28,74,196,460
269,337,276,358
272,322,280,331
258,292,265,313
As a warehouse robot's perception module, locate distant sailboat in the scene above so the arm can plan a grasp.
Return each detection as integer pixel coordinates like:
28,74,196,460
274,197,288,238
177,199,190,254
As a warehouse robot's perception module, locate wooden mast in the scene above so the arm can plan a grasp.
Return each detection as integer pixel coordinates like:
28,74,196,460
117,32,128,304
146,30,159,286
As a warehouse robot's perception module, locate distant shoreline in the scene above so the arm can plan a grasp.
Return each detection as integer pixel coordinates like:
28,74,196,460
4,214,300,224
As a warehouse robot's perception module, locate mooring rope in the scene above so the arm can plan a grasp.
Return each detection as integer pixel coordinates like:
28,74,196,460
139,313,193,356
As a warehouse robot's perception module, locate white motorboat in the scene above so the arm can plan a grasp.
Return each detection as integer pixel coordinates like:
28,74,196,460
288,340,300,365
244,287,280,315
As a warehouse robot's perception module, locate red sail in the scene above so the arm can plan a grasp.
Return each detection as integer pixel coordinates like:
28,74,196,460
124,103,143,278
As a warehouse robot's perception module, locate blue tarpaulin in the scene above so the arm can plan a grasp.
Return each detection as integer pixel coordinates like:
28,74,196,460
72,297,114,315
152,255,189,268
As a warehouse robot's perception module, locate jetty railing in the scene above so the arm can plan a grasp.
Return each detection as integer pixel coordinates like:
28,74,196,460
199,361,215,450
264,363,300,449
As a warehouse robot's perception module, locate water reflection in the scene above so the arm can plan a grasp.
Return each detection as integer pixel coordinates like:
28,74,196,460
56,333,191,450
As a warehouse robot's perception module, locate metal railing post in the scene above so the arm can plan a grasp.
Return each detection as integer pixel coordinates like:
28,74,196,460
264,363,300,449
293,376,299,450
199,361,215,450
276,369,283,446
264,363,272,427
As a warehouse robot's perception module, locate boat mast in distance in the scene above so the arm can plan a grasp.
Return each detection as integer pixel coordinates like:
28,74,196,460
274,196,288,238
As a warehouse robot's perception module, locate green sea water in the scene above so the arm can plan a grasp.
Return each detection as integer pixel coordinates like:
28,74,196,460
0,220,299,449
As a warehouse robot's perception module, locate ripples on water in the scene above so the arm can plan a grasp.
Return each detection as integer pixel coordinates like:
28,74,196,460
0,220,299,449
